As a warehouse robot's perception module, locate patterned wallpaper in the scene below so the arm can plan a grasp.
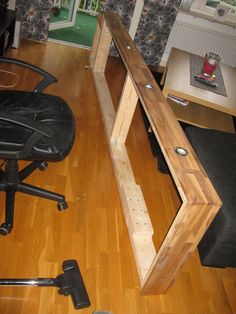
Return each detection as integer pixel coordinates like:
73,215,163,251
100,0,181,66
100,0,136,29
15,0,181,65
16,0,53,41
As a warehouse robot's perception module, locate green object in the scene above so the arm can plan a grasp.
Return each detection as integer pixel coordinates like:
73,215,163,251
49,12,97,47
206,0,220,8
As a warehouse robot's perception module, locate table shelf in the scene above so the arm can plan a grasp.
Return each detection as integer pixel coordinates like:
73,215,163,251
163,48,236,134
168,98,235,134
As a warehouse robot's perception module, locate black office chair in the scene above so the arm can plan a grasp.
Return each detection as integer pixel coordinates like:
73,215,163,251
0,57,75,236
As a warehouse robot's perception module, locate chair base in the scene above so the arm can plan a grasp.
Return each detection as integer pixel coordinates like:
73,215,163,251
0,159,68,236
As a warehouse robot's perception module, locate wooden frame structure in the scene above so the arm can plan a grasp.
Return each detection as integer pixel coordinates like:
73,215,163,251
89,12,222,294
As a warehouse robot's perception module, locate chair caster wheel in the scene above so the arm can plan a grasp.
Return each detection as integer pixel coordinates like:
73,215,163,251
57,201,68,211
39,162,48,171
0,223,12,236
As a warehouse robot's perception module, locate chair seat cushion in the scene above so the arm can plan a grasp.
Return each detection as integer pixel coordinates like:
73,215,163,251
0,90,75,161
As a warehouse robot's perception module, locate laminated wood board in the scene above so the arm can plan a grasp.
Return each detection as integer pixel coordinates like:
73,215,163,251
90,12,222,294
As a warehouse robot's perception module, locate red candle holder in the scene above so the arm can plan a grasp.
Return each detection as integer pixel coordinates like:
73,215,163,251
202,52,221,77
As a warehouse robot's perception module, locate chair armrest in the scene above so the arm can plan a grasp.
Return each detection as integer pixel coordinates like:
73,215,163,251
0,57,57,92
0,112,54,137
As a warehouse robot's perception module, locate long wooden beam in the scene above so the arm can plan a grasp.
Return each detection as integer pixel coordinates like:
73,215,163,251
90,12,221,294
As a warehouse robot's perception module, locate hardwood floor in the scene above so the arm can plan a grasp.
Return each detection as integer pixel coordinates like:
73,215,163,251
0,40,235,314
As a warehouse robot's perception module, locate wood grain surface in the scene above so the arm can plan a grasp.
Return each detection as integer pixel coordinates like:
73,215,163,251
91,13,224,295
0,39,235,314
